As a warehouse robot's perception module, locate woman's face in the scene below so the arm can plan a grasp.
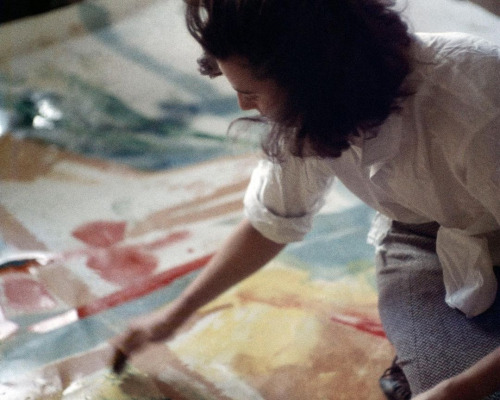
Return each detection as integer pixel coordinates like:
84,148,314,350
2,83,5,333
217,56,285,120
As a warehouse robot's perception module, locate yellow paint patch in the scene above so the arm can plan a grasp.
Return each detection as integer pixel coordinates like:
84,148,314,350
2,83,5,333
62,368,164,400
166,261,391,399
173,303,321,375
227,260,379,309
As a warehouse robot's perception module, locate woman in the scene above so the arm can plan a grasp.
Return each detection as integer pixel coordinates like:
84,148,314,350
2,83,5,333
113,0,500,398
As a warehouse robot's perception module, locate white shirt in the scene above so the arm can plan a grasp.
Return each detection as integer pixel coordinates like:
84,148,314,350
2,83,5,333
244,33,500,318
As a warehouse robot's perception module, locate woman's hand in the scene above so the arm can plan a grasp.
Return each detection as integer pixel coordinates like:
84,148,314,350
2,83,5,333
111,305,181,374
110,219,285,374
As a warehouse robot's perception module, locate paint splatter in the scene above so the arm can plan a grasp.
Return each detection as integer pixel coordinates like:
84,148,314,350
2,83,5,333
330,312,386,338
2,274,57,312
72,220,127,247
71,221,193,286
146,230,191,250
78,254,212,318
86,246,158,286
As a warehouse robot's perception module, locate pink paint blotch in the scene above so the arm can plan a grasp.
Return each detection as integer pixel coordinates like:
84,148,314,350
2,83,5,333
86,246,158,286
71,221,193,286
146,230,191,250
3,275,57,312
78,254,213,318
72,220,127,247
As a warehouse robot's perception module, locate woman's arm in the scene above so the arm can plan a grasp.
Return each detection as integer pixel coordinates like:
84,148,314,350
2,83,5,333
111,218,285,372
413,346,500,400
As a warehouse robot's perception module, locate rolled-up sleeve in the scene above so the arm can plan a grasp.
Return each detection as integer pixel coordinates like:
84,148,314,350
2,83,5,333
244,156,334,244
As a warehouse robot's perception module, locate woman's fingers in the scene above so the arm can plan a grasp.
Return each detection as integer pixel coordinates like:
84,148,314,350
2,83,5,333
110,327,149,374
109,306,179,374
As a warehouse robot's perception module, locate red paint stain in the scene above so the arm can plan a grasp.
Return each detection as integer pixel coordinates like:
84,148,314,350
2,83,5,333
86,246,158,286
145,230,191,250
72,221,126,247
3,275,57,312
330,312,386,338
71,220,192,286
78,254,213,318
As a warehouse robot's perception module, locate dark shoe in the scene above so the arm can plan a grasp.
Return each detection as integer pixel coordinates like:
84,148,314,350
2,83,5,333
379,357,412,400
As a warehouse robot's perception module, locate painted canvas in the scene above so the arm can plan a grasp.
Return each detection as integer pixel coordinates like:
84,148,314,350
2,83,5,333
0,128,392,399
0,0,498,399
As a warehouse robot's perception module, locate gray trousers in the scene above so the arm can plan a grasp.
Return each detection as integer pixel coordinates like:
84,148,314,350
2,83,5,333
375,220,500,398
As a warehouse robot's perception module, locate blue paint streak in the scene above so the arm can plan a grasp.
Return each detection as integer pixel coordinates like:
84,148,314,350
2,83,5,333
285,205,376,281
0,270,199,382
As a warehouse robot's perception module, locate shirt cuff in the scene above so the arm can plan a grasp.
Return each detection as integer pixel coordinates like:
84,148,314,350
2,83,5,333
436,226,498,317
243,185,314,244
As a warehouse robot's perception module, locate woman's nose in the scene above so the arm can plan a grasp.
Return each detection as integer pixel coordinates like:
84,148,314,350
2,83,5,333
237,93,257,111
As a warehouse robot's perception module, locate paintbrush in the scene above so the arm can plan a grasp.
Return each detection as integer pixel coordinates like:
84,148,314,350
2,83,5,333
112,348,129,375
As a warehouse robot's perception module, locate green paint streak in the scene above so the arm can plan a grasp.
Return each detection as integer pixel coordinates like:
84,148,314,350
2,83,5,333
0,70,254,170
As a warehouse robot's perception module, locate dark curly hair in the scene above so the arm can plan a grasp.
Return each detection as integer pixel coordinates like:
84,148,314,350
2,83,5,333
185,0,413,159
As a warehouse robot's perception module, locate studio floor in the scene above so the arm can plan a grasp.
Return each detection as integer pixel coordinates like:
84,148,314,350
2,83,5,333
0,1,498,399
